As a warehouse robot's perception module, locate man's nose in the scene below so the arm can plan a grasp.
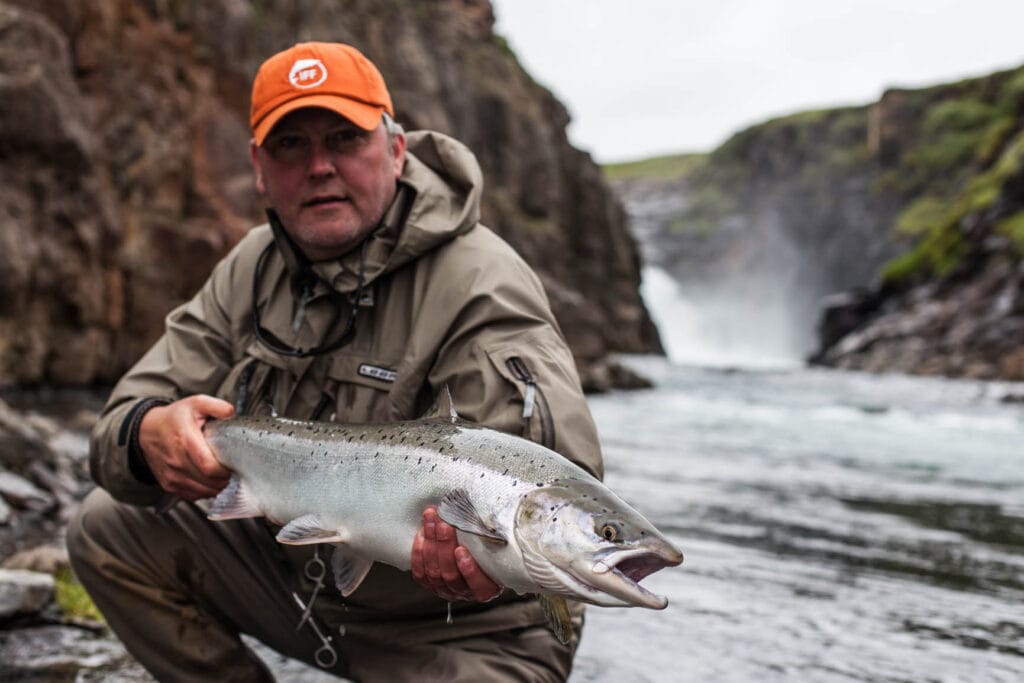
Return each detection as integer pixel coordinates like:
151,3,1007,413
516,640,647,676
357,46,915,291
307,140,337,176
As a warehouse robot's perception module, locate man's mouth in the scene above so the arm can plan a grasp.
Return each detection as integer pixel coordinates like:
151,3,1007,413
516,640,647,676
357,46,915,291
302,195,347,208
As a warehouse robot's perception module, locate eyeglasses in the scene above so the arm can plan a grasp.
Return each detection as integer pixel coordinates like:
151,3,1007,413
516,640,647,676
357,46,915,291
262,128,372,165
251,239,366,358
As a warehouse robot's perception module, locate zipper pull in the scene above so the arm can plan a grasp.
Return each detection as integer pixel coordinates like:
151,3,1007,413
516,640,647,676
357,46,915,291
522,381,535,419
292,280,312,336
507,357,536,418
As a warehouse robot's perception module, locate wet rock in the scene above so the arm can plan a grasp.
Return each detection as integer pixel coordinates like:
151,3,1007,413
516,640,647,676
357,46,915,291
0,471,55,513
0,624,153,682
2,544,69,574
0,568,54,619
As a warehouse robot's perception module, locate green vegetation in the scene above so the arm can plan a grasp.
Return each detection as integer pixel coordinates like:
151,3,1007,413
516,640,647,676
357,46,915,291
602,153,707,181
883,126,1024,283
998,211,1024,256
55,567,104,623
873,65,1024,283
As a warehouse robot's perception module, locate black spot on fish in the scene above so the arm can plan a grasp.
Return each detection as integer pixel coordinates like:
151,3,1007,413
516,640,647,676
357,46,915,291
430,464,437,472
536,483,544,487
417,457,422,465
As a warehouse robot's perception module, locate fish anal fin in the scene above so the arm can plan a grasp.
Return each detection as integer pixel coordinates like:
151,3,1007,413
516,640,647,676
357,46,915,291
438,488,507,544
539,595,574,645
330,545,374,597
276,514,348,545
208,475,262,520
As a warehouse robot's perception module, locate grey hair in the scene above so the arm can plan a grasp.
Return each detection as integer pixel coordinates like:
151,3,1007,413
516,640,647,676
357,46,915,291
382,112,405,139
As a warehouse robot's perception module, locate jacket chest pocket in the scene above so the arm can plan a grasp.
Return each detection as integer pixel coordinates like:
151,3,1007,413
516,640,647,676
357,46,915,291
321,353,404,423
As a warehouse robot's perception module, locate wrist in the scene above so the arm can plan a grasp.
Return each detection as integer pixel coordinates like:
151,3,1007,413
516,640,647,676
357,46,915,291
123,397,172,485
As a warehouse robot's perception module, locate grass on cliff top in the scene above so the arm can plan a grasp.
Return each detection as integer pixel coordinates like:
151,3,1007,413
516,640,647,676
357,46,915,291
602,153,707,181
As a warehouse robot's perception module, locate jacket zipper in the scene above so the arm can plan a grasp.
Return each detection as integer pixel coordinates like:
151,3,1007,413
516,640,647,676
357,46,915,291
505,357,555,450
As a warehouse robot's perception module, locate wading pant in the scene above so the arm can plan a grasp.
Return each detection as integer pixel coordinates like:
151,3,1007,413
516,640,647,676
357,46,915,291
67,488,581,682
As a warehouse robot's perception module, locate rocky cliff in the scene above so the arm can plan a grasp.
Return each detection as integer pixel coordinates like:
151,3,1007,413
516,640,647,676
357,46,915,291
611,65,1024,379
0,0,661,391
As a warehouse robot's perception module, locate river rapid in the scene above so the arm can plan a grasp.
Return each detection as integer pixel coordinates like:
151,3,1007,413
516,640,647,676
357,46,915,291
569,354,1024,683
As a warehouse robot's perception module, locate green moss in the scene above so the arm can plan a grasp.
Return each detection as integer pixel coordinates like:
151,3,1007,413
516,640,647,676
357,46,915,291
55,567,104,623
883,128,1024,283
997,211,1024,256
922,98,1002,137
895,196,949,236
602,153,707,181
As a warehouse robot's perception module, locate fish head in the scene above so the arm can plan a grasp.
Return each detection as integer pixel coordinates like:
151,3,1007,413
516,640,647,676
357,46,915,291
514,479,683,609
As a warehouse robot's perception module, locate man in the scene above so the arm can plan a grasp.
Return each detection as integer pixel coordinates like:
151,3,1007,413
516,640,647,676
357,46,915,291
68,41,602,681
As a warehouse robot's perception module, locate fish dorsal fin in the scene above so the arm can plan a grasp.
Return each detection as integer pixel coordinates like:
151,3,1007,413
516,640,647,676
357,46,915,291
539,595,574,645
437,488,507,544
276,515,348,545
424,384,459,424
330,545,374,597
208,475,262,520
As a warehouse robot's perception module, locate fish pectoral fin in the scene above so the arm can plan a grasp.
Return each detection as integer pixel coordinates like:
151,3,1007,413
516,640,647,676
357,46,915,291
539,595,574,645
438,488,507,544
276,514,348,545
208,475,262,520
330,545,374,597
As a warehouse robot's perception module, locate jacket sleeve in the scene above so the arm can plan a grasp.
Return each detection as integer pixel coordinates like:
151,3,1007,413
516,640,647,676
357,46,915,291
88,235,256,506
424,233,604,479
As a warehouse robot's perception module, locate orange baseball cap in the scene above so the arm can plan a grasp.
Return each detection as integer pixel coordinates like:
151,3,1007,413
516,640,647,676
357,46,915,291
250,42,394,145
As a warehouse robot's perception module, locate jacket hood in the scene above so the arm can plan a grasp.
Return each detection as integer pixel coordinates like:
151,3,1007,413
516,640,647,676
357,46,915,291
299,130,484,293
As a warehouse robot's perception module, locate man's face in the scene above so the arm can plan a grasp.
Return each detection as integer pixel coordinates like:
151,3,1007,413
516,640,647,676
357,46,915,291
250,108,406,262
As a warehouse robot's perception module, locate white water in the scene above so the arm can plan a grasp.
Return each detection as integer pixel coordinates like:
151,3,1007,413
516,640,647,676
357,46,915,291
570,356,1024,683
641,265,809,370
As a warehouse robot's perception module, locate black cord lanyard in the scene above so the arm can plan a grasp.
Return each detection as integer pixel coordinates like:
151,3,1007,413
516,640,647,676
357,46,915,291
251,239,367,358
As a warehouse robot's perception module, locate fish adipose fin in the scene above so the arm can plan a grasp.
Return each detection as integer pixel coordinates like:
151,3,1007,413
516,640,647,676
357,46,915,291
276,514,348,545
331,545,374,597
423,384,460,424
208,475,262,520
438,488,507,544
539,595,574,645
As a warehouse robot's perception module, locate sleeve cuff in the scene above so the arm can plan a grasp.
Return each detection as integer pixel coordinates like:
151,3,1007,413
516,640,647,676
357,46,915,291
120,397,172,485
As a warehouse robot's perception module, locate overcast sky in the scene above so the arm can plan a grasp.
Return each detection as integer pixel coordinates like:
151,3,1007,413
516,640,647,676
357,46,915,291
490,0,1024,163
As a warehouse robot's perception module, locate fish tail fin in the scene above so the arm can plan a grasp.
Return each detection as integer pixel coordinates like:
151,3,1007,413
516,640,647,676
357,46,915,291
208,474,262,520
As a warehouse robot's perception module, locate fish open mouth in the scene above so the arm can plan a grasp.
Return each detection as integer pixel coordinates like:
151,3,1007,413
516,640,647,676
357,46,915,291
574,545,684,609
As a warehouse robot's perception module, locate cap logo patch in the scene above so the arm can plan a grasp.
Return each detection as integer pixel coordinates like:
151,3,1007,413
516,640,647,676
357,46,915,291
288,58,328,89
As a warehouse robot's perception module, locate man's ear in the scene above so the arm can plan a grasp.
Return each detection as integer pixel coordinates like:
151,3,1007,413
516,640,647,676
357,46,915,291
249,140,266,194
391,132,407,179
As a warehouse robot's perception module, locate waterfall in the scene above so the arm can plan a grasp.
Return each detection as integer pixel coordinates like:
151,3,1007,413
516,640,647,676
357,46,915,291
640,265,809,369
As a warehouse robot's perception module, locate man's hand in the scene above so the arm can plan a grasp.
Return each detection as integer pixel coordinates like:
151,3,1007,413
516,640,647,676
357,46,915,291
410,506,502,603
137,395,235,500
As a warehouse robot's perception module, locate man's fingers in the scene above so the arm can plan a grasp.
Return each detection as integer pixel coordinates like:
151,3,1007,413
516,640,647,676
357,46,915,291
456,546,502,602
410,530,426,581
191,394,235,420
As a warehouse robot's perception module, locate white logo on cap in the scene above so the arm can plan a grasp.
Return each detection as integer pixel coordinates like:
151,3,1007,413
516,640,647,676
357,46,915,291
288,58,328,89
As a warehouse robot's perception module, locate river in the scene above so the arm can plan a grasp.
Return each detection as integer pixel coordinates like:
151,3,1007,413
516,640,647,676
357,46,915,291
566,268,1024,682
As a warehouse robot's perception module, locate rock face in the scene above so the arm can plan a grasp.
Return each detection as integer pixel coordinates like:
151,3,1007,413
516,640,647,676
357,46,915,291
612,64,1024,379
0,0,660,389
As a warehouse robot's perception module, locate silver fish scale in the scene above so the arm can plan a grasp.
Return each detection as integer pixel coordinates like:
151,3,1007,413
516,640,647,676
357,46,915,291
204,415,597,577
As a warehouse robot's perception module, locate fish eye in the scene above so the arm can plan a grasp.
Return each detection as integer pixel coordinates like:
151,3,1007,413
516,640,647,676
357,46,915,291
599,522,621,542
